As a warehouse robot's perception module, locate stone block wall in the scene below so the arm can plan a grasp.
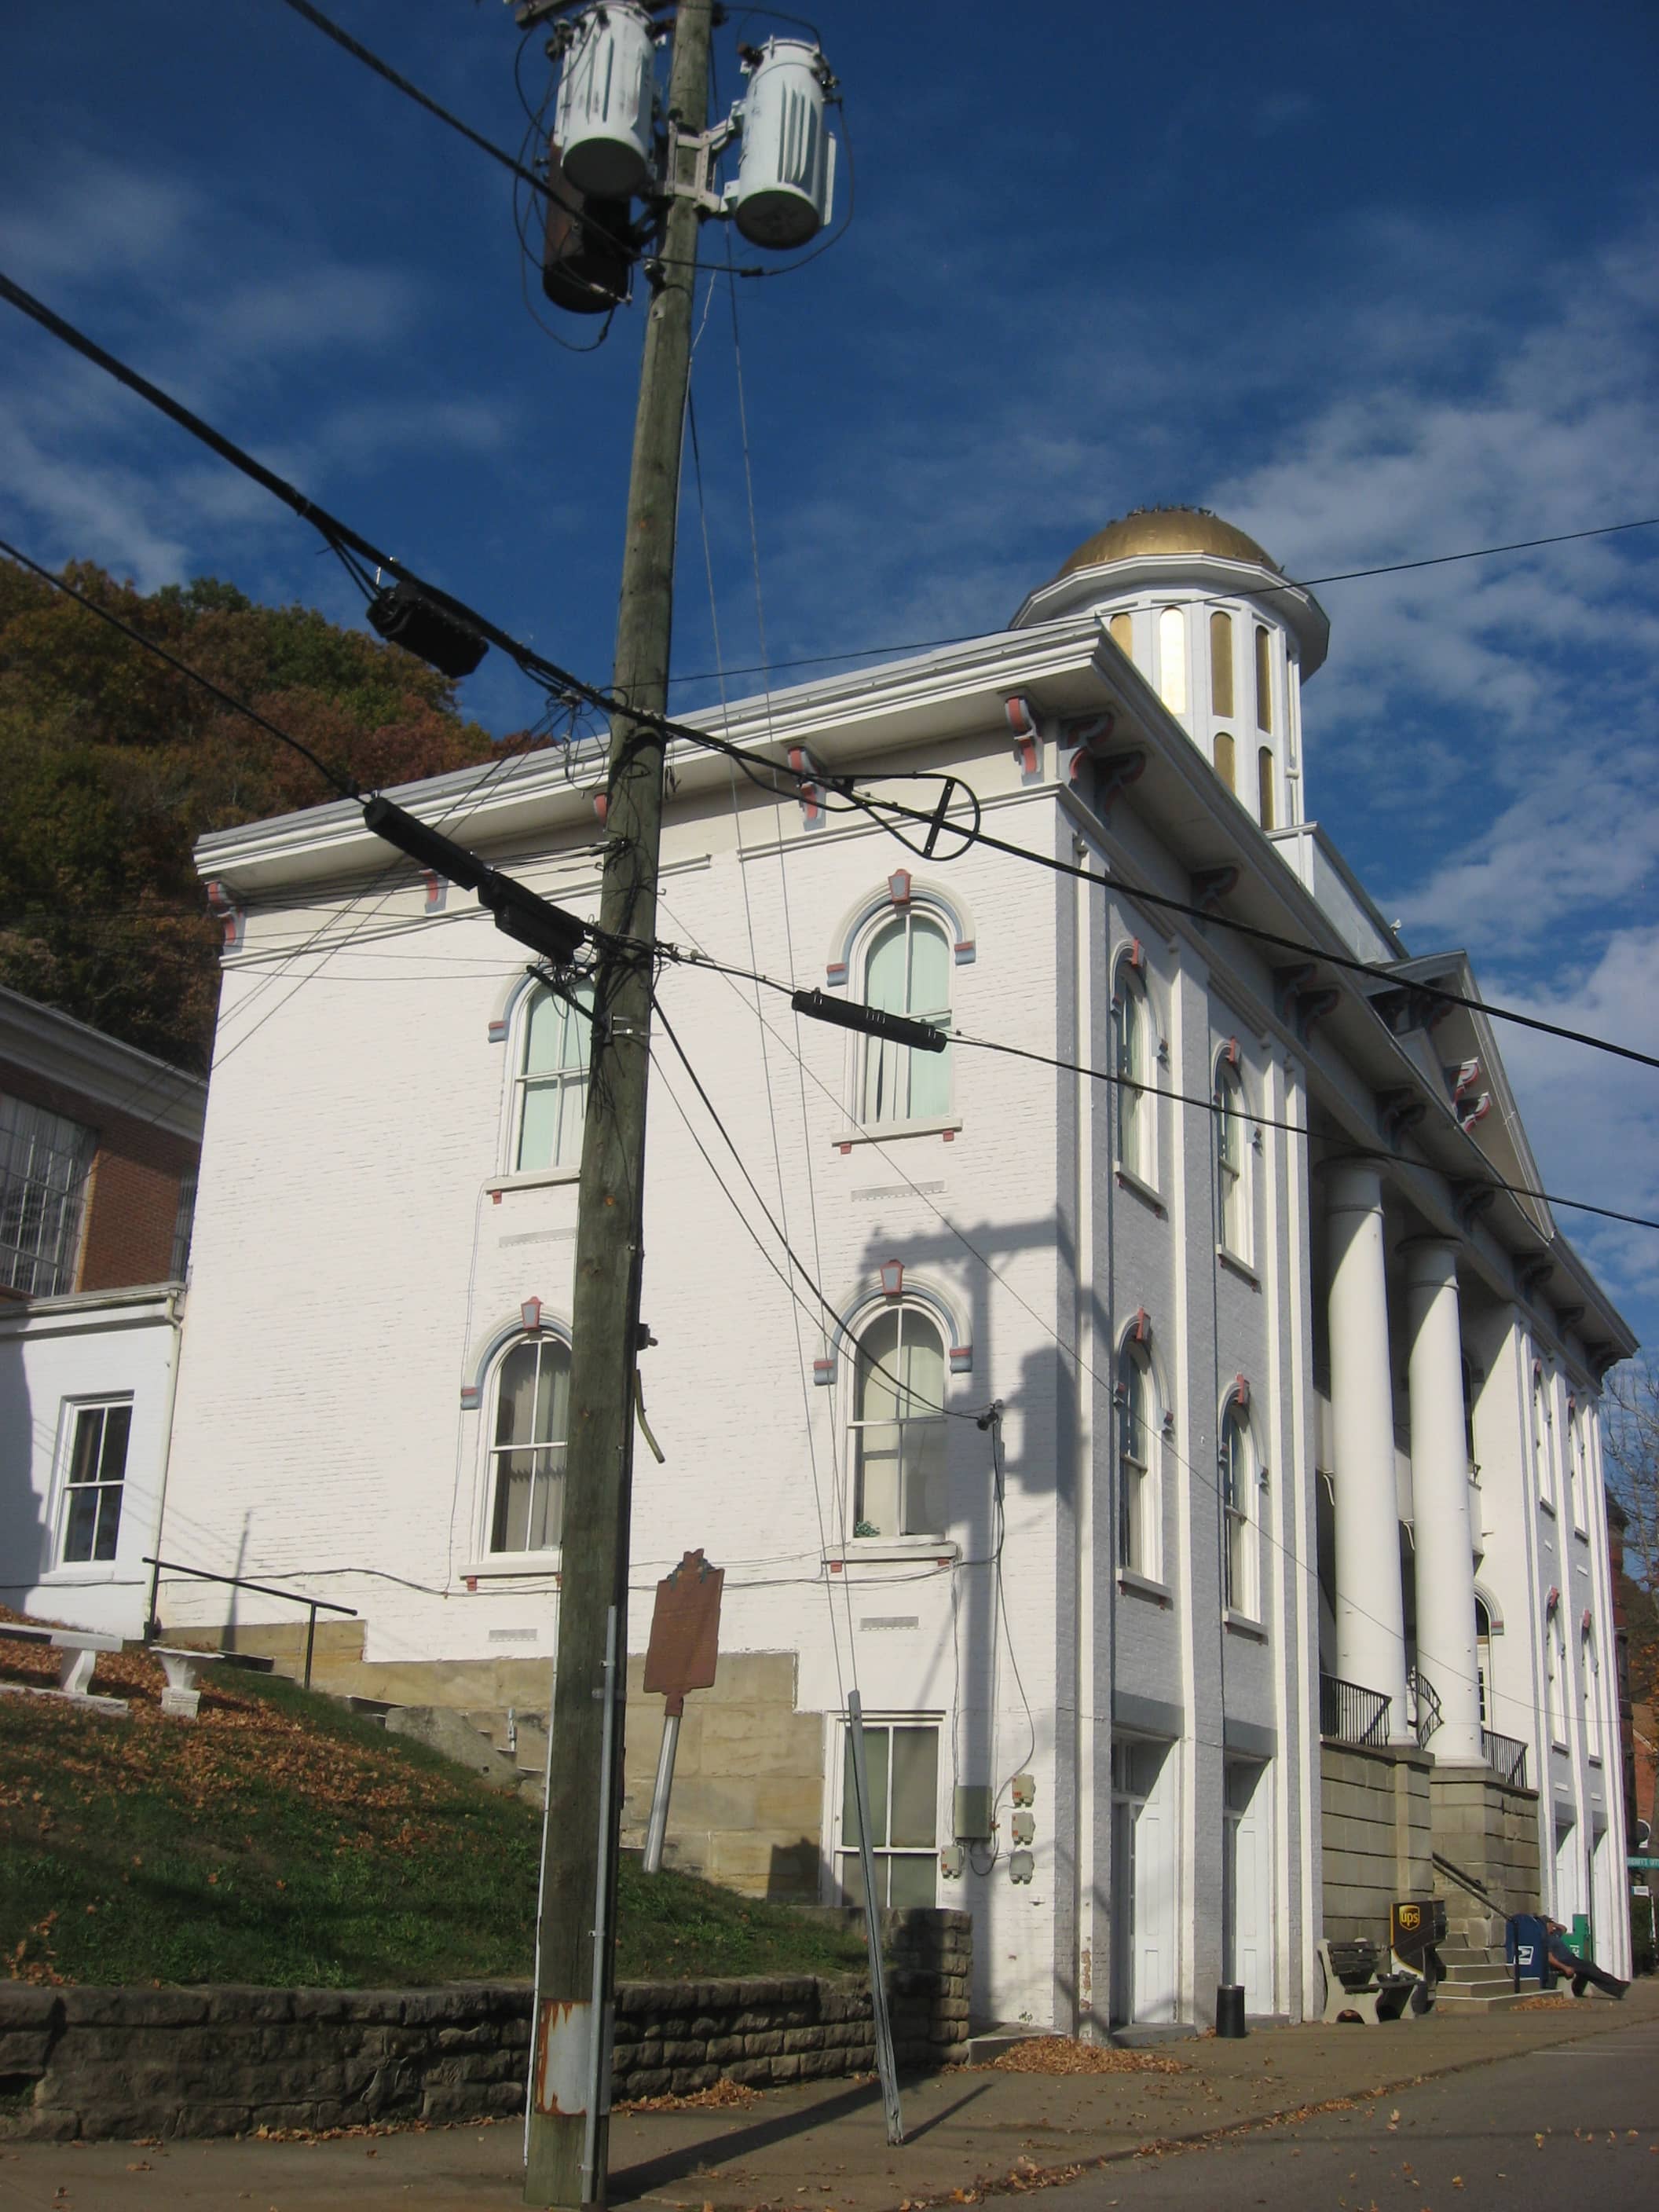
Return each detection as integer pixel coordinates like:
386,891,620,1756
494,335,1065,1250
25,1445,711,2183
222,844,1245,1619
1320,1741,1433,1950
0,1910,969,2142
1428,1764,1542,1939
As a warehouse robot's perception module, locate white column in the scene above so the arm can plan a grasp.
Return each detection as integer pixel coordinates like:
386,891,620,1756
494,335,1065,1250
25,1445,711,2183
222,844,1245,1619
1325,1162,1411,1738
1403,1239,1484,1765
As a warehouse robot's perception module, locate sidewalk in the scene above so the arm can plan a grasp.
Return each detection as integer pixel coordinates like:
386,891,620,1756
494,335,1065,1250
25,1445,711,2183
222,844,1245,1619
4,1980,1655,2212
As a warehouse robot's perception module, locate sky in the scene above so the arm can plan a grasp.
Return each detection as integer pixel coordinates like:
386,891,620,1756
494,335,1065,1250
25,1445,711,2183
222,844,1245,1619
2,1,1657,1342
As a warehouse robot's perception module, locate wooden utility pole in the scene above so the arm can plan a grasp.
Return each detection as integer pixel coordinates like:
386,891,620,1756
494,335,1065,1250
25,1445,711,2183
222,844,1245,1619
524,5,714,2203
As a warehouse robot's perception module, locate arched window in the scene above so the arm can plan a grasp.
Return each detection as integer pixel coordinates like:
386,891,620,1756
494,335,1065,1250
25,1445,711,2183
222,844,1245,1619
513,980,593,1171
489,1334,570,1553
1566,1403,1585,1527
1531,1362,1552,1507
1111,958,1155,1186
850,1303,947,1538
1257,745,1275,830
1214,1054,1249,1261
1209,610,1235,718
862,911,951,1124
1254,625,1273,731
1545,1610,1566,1747
1115,1335,1160,1577
1158,607,1188,715
1474,1597,1492,1723
1108,610,1133,664
1581,1630,1601,1762
1213,731,1236,790
1221,1403,1255,1617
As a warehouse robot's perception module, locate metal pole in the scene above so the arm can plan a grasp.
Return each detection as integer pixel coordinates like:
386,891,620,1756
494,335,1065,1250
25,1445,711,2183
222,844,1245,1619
641,1707,682,1874
524,13,714,2200
845,1691,905,2145
303,1604,317,1691
145,1555,162,1644
582,1607,621,2202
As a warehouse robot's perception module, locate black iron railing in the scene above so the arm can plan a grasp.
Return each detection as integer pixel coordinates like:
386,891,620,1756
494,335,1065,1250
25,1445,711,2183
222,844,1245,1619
142,1557,357,1690
1406,1667,1444,1749
1481,1727,1529,1788
1319,1671,1391,1747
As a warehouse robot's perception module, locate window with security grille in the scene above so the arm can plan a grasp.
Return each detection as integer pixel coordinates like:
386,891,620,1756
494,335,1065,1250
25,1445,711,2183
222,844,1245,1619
489,1335,569,1552
836,1719,939,1908
0,1094,95,1298
59,1400,131,1564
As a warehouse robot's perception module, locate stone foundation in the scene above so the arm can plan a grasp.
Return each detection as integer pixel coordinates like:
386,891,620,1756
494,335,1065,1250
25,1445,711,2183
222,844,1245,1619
1320,1740,1433,1951
1427,1764,1541,1939
0,1910,969,2141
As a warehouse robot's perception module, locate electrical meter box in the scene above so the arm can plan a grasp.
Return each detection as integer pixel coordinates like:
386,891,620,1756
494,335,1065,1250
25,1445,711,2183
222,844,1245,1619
731,39,837,247
555,3,656,200
953,1785,994,1841
1011,1810,1035,1846
1011,1772,1036,1807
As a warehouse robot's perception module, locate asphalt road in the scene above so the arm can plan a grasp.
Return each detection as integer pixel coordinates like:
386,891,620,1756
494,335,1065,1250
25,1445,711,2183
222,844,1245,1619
1051,2012,1659,2211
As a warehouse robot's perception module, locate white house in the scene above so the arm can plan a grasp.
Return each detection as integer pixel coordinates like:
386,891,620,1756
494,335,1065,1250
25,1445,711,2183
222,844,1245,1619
157,507,1635,2026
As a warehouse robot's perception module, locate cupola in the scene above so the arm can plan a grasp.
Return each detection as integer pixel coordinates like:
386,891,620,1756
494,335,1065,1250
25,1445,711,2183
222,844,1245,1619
1010,506,1329,833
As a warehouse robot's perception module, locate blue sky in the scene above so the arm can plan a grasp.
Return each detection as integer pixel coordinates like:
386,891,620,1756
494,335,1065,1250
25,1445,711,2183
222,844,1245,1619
3,1,1657,1340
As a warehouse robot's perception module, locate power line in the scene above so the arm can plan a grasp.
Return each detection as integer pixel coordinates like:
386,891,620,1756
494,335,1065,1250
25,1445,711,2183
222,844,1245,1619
667,514,1659,687
5,277,1655,1078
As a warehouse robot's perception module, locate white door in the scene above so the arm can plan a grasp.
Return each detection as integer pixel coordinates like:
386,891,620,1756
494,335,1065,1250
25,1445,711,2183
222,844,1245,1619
1552,1815,1579,1921
1223,1760,1273,2016
1110,1739,1177,2024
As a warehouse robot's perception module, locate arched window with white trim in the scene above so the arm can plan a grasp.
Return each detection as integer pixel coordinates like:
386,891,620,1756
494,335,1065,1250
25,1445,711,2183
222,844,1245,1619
849,1302,947,1539
1580,1628,1602,1763
1566,1401,1586,1529
1115,1331,1162,1578
488,1333,570,1553
1545,1607,1566,1748
861,911,951,1124
512,980,593,1171
1111,956,1155,1187
1214,1052,1250,1262
1221,1399,1256,1617
1530,1359,1552,1508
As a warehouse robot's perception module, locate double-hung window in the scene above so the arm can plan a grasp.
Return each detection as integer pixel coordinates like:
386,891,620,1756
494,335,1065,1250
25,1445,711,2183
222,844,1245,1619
58,1400,131,1565
1117,1341,1155,1574
1111,965,1154,1185
850,1306,947,1538
0,1094,95,1298
836,1717,939,1907
861,914,950,1123
514,981,593,1172
1221,1407,1254,1615
1215,1058,1249,1260
489,1335,570,1552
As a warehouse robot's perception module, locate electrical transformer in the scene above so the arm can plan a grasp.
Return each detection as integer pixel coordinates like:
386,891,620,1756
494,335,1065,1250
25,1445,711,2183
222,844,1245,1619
554,2,657,200
731,38,837,248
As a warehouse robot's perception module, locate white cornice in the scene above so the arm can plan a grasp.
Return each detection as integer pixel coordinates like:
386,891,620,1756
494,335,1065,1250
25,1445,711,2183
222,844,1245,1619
0,989,206,1139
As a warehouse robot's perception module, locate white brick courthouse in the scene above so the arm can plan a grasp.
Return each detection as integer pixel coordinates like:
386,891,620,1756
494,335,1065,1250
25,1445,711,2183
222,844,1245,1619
159,507,1635,2027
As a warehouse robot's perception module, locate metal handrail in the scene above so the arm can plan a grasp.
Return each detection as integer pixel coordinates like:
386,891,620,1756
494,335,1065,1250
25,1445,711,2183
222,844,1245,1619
1406,1667,1444,1749
1319,1671,1392,1747
141,1555,357,1690
1481,1726,1529,1788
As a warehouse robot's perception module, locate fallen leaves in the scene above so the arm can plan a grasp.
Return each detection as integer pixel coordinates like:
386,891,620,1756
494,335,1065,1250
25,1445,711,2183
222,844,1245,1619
983,2038,1185,2077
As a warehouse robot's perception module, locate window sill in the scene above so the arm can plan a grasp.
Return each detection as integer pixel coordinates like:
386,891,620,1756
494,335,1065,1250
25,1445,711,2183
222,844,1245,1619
1587,1752,1603,1767
1537,1496,1557,1518
41,1564,120,1585
486,1166,581,1197
826,1538,959,1569
458,1557,562,1585
1216,1245,1259,1287
1114,1166,1165,1218
1571,1522,1590,1544
831,1115,962,1152
1224,1610,1268,1641
1117,1569,1170,1606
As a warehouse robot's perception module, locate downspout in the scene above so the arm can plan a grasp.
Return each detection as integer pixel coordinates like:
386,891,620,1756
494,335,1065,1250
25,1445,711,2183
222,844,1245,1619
145,1284,186,1641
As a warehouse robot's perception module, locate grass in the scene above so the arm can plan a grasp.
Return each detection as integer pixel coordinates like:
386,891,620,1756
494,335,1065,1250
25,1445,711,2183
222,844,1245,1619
0,1639,866,1990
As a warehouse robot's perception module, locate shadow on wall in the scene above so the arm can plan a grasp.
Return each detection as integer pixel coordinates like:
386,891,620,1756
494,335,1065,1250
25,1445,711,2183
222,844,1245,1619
0,1326,50,1617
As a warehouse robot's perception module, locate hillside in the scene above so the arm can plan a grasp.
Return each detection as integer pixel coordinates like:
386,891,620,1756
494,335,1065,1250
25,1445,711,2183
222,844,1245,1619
0,1637,864,1990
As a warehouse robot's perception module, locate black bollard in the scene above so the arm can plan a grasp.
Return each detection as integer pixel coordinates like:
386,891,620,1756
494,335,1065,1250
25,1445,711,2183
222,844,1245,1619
1216,1983,1247,2038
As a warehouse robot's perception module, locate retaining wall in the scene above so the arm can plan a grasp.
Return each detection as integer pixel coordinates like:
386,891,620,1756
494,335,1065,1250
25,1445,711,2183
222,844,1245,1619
0,1909,969,2142
1320,1740,1433,1951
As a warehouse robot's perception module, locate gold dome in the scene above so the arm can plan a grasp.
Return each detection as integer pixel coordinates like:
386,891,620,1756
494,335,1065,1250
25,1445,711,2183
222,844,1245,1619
1057,507,1282,578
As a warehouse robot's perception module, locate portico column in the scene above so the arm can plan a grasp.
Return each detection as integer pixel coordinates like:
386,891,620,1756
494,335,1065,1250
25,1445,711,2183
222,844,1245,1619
1403,1238,1484,1764
1326,1161,1411,1739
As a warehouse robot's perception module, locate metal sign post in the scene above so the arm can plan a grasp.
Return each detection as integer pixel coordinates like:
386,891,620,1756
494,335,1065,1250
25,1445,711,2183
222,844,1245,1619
845,1690,904,2146
640,1550,725,1875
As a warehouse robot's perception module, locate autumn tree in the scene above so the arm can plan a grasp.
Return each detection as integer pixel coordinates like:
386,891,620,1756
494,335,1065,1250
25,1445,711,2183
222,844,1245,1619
1605,1352,1659,1702
0,558,529,1069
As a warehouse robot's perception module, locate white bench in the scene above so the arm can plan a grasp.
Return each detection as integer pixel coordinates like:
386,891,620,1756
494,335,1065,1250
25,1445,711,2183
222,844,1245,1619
148,1645,233,1719
0,1621,128,1711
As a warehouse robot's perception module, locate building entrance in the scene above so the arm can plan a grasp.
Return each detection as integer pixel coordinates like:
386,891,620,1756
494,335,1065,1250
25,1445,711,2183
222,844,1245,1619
1221,1757,1273,2016
1109,1738,1177,2026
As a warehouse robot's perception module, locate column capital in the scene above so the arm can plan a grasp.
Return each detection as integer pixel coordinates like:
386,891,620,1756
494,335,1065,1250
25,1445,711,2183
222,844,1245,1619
1398,1233,1462,1291
1320,1153,1389,1214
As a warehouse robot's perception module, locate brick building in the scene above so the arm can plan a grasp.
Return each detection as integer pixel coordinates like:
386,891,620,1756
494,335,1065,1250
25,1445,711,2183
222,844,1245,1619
0,986,206,1635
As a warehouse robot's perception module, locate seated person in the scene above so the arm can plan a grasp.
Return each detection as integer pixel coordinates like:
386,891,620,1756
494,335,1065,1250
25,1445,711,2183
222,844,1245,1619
1544,1919,1628,1998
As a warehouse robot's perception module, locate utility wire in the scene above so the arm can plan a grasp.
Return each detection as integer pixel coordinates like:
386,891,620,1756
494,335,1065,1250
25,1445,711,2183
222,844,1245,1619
5,277,1656,1077
668,515,1659,687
